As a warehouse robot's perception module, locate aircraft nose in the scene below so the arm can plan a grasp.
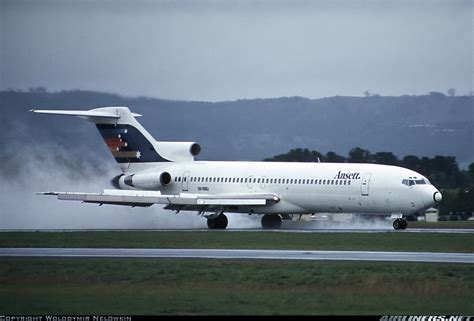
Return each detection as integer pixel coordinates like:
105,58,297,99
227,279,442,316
433,191,442,203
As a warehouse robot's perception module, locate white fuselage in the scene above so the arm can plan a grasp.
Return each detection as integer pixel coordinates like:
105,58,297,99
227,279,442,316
125,161,440,216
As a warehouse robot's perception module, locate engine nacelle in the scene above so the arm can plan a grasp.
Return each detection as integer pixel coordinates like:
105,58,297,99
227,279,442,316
155,141,201,162
120,171,172,190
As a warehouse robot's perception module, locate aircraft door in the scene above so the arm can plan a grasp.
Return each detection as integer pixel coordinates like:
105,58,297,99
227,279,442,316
182,171,190,192
260,176,267,189
361,173,372,196
247,175,254,189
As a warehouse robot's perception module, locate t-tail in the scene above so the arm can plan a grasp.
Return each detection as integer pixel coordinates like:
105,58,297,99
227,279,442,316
30,107,201,172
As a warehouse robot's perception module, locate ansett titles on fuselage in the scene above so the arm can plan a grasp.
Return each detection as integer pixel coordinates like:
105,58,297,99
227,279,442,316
334,171,361,180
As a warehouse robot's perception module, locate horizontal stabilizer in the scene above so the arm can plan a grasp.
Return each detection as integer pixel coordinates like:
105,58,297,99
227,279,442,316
30,109,142,119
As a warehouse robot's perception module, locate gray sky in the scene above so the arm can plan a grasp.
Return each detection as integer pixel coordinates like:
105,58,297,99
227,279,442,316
1,0,472,101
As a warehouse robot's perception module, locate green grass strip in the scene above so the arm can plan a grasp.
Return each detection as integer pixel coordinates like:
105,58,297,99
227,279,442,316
0,231,472,253
0,258,472,315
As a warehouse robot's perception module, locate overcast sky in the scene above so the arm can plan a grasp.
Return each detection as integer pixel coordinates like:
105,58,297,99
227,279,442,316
1,0,472,101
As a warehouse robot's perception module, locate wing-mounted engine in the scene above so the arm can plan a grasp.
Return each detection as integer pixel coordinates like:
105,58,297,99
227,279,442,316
154,141,201,162
114,171,172,190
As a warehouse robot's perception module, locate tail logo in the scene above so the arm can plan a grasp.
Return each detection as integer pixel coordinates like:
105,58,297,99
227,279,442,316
97,124,168,163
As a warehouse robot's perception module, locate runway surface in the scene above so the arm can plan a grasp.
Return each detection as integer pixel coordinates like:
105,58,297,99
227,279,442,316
1,248,472,264
1,228,473,234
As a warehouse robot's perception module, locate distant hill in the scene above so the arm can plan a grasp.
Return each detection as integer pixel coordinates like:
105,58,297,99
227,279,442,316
1,89,472,178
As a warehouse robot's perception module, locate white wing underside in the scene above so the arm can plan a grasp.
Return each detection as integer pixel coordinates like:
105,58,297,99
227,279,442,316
39,189,280,208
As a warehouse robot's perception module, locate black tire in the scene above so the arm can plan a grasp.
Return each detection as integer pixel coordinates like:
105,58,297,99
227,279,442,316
392,219,400,230
400,219,408,230
207,214,228,229
261,214,282,229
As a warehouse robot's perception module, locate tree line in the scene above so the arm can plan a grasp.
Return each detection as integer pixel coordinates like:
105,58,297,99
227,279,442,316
264,147,474,216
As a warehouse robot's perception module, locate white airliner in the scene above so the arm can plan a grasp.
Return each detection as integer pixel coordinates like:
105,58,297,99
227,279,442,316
32,106,442,230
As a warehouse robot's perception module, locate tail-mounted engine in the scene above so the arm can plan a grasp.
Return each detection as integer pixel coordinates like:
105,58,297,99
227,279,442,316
155,142,201,162
113,172,172,190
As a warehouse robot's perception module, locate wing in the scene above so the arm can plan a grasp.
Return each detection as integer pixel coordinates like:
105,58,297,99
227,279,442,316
38,189,280,209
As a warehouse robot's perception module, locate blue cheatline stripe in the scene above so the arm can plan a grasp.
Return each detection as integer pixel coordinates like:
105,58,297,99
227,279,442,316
96,124,170,163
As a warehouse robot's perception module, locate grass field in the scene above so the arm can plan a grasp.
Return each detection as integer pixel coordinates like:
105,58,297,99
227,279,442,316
0,231,473,253
0,258,472,315
1,230,472,315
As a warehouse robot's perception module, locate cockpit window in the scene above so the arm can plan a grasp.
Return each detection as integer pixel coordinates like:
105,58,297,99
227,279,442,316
403,178,431,186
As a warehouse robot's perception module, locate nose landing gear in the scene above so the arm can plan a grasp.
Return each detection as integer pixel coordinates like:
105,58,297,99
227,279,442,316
392,218,407,230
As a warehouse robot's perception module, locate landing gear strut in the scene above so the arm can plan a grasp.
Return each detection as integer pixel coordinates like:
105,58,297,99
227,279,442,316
392,218,407,230
207,214,228,229
261,214,282,229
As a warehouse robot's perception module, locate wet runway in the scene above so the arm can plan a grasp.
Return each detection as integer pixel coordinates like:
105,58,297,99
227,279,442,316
1,248,472,264
1,228,473,234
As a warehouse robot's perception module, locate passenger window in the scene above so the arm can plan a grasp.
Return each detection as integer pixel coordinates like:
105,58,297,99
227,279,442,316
331,180,334,185
244,178,247,183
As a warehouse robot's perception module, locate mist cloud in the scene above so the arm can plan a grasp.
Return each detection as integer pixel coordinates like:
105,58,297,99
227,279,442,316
0,141,210,229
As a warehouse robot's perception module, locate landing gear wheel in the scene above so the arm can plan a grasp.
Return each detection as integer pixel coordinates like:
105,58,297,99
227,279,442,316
261,214,282,229
207,214,228,229
393,218,407,230
400,219,407,230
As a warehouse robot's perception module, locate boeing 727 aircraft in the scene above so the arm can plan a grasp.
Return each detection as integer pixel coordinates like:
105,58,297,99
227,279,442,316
32,106,442,230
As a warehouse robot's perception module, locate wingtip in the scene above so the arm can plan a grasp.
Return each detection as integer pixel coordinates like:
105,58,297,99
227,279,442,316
36,191,58,196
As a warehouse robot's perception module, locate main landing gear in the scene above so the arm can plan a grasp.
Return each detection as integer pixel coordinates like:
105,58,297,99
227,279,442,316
207,214,228,229
392,218,407,230
261,214,282,229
